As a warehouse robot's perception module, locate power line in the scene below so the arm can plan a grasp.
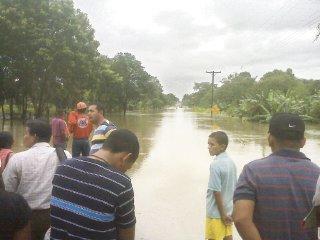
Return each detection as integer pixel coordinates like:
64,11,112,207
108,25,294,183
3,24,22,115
240,0,299,47
242,10,320,67
274,13,320,49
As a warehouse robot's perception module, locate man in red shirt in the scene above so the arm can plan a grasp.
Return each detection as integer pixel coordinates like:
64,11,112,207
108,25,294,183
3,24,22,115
68,102,93,157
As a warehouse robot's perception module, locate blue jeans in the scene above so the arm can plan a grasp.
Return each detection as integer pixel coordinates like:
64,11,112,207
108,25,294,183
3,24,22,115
72,138,90,157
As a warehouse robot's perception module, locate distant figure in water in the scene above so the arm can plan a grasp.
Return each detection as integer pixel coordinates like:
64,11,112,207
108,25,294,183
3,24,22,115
0,131,14,173
206,131,236,240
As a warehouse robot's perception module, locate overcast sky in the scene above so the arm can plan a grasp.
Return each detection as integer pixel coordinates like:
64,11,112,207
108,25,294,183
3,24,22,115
73,0,320,98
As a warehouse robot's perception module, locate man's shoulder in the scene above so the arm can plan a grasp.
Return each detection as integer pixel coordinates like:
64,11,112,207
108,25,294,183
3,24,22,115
242,156,270,173
247,156,269,165
9,148,34,161
222,152,236,164
244,152,320,174
99,120,116,130
211,152,233,165
60,157,132,186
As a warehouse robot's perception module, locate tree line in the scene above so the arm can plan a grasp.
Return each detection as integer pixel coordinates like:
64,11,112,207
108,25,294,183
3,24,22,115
0,0,179,120
182,69,320,122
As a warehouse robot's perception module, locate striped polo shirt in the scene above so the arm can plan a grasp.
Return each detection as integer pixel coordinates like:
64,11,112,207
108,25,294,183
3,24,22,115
50,157,135,240
234,149,320,240
90,120,117,154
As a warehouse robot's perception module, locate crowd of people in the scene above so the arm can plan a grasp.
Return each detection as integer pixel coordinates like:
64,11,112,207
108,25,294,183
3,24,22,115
0,109,320,240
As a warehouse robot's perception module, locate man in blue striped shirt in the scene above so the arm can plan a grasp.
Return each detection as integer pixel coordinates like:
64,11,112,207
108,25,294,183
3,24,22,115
233,113,320,240
88,104,117,154
50,129,139,240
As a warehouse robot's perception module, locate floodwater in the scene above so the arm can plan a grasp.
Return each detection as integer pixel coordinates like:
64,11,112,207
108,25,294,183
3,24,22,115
2,108,320,240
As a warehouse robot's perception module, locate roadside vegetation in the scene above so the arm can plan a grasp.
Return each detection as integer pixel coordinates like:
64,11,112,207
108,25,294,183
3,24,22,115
182,69,320,122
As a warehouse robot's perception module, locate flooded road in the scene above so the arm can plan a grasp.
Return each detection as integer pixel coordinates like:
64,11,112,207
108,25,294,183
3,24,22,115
2,109,320,240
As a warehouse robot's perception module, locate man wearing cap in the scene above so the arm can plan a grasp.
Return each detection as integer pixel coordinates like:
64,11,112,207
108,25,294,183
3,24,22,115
233,113,320,240
68,102,93,157
88,103,117,154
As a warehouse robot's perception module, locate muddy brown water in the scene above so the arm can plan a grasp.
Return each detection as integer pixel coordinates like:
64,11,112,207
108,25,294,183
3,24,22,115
2,109,320,240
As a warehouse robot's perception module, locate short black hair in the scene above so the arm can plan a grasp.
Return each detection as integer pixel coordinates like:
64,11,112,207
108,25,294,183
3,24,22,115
26,119,52,143
102,129,139,161
0,131,14,149
0,191,31,234
91,103,104,113
209,131,229,148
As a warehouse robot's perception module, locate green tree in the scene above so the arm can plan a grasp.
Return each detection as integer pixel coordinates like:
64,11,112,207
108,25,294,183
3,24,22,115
0,0,99,118
214,72,255,108
255,69,299,95
111,53,148,114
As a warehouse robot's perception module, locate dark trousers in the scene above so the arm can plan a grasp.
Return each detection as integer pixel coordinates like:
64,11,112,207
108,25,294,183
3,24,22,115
53,142,67,150
31,209,50,240
72,138,90,157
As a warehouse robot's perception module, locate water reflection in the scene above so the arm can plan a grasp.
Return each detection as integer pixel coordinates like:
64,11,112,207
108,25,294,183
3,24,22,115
0,111,164,174
108,112,164,173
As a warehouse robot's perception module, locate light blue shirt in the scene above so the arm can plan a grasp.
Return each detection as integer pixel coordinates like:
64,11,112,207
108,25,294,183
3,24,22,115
206,152,237,218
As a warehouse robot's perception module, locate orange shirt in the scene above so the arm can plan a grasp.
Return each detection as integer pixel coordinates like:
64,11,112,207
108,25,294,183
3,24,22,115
68,111,93,139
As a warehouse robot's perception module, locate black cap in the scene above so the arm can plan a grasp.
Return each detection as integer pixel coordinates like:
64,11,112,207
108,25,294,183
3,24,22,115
269,113,305,140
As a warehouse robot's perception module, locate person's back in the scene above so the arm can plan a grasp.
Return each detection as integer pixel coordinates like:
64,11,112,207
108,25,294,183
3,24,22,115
5,144,63,207
3,119,71,240
207,152,237,217
51,110,69,149
68,102,93,157
50,156,135,239
236,150,320,239
206,131,237,240
233,113,320,240
50,129,139,240
214,153,236,207
68,112,92,139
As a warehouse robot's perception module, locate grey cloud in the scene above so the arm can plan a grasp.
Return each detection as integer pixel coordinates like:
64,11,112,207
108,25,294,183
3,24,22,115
209,0,320,32
73,0,320,98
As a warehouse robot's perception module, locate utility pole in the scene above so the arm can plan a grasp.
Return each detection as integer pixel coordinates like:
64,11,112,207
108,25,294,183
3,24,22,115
206,70,221,117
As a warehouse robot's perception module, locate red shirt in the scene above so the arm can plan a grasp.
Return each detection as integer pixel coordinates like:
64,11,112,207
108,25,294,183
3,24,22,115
0,149,13,172
68,112,92,139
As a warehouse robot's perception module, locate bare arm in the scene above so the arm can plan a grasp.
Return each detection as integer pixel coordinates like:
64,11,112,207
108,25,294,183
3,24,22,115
213,191,232,225
118,226,135,240
233,199,261,240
